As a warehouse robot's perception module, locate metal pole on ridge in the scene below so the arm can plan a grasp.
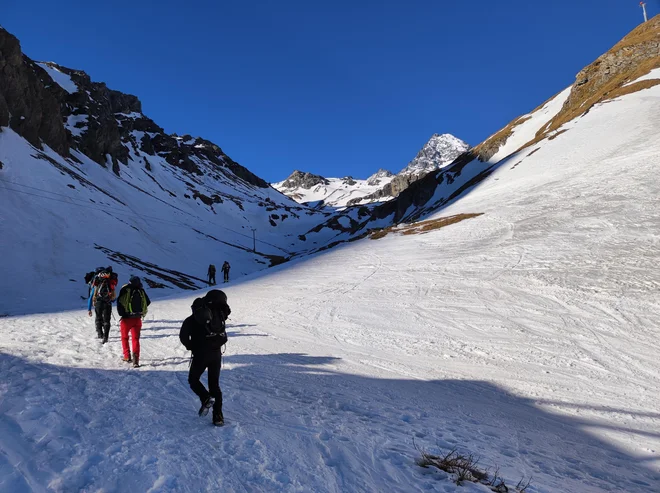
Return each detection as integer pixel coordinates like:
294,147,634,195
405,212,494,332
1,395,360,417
640,2,648,23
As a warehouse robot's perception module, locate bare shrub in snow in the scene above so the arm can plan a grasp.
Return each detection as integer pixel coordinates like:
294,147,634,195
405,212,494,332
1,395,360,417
415,443,532,492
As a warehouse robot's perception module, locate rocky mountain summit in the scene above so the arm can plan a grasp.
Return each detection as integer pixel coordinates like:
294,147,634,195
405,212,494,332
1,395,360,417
399,133,470,177
275,133,469,208
279,170,329,190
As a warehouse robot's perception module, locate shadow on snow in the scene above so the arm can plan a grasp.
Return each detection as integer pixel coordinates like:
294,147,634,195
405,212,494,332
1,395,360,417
0,351,658,493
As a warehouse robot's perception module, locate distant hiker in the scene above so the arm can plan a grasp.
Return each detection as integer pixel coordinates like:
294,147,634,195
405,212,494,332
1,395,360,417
221,261,230,283
207,264,216,285
179,289,230,426
88,267,118,343
117,275,151,368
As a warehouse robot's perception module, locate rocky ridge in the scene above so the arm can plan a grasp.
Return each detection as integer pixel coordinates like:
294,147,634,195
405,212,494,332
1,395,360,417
0,28,267,190
275,133,470,208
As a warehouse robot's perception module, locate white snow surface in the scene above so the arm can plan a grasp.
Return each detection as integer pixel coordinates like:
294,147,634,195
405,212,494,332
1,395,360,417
2,80,660,493
486,87,572,164
36,63,78,94
65,114,88,137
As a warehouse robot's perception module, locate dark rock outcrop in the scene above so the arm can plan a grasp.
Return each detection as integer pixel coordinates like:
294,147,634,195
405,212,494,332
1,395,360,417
0,27,269,188
0,28,68,155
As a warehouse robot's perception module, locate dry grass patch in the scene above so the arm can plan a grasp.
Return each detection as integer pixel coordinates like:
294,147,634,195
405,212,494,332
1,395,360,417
606,78,660,100
369,228,392,240
370,213,483,240
400,213,483,236
529,16,660,146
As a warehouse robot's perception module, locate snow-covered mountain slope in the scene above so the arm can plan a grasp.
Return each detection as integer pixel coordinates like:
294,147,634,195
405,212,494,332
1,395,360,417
273,134,469,209
1,80,659,490
0,27,334,315
272,169,395,209
347,15,660,230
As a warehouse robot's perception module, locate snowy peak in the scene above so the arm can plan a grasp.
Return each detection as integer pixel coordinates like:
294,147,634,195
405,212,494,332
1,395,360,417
272,169,396,209
274,133,471,209
400,133,470,176
367,169,394,186
278,170,329,189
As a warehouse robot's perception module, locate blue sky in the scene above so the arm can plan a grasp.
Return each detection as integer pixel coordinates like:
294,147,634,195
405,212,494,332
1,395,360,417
2,0,654,182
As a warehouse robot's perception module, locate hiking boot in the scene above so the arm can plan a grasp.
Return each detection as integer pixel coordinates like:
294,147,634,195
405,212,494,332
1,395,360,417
213,410,224,426
132,356,140,368
123,353,132,363
102,337,108,344
198,396,214,417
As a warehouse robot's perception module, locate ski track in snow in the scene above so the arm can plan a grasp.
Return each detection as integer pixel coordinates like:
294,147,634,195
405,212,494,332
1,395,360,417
2,78,660,493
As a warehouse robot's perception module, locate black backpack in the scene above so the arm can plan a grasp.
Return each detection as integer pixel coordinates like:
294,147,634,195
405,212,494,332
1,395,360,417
191,297,228,348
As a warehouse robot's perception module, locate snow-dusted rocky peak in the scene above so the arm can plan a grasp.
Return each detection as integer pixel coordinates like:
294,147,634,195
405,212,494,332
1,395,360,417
400,133,470,176
279,170,329,189
275,134,469,209
367,169,394,186
273,170,395,209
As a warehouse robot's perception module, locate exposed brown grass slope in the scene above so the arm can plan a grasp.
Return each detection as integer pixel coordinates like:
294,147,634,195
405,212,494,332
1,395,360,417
474,15,660,161
533,14,660,144
370,213,483,240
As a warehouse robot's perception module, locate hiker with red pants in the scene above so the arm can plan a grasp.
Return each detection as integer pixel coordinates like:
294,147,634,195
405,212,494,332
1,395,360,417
117,276,150,368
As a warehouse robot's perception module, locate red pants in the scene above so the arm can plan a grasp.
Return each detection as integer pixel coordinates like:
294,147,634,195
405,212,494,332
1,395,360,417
120,318,142,360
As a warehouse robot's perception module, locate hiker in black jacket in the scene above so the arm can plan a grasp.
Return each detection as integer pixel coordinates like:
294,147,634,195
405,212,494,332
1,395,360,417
207,264,216,285
179,289,230,426
221,261,230,283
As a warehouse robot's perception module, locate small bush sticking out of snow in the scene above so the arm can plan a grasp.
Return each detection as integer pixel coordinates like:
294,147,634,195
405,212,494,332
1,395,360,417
416,445,532,492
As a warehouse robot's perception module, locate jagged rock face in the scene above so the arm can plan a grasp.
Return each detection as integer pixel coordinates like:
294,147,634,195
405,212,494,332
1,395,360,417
38,63,268,186
400,134,470,176
0,34,268,188
280,170,329,189
0,29,68,155
279,134,469,208
346,134,469,206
